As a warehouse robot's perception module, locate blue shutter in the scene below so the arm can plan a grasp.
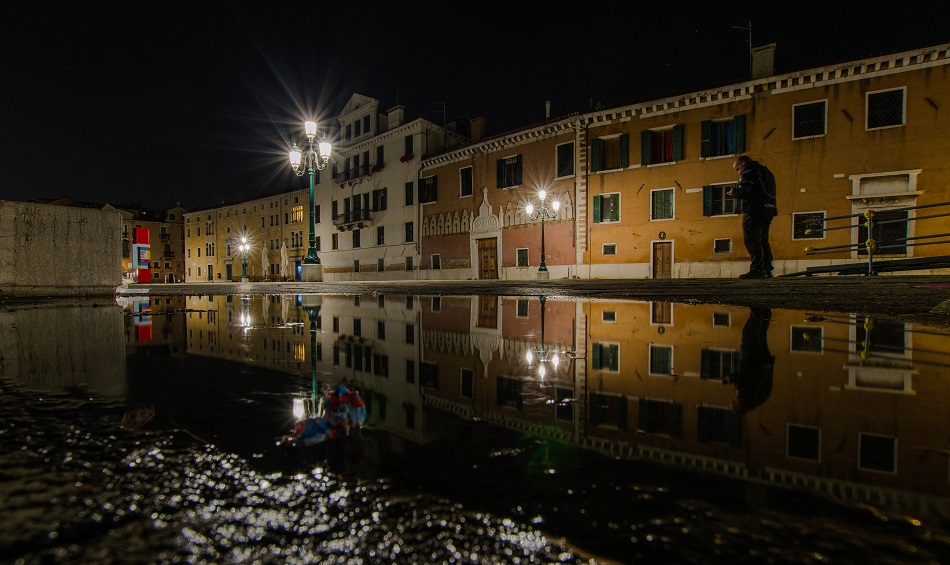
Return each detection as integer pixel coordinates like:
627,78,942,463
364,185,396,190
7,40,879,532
700,120,712,158
733,115,746,154
672,124,685,161
619,133,629,168
640,130,652,165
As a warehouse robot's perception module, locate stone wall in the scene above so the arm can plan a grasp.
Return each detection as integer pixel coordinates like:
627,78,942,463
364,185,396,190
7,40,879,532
0,200,122,297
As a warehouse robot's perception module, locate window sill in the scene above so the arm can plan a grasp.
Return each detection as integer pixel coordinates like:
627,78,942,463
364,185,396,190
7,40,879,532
646,161,676,168
865,123,906,132
846,190,922,201
699,154,737,161
793,134,826,140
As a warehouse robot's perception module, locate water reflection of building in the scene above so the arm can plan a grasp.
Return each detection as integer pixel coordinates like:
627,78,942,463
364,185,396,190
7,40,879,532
120,295,188,357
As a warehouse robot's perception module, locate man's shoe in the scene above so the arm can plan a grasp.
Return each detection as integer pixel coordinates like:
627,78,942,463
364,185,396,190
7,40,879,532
739,271,767,279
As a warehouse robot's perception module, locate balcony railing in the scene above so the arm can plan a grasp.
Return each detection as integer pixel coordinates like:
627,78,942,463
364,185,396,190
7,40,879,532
332,209,373,231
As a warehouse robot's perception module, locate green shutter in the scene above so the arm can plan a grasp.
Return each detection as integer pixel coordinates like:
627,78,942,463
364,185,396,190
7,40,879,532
592,195,602,223
592,343,601,369
609,344,619,370
702,186,713,217
733,115,746,154
514,155,523,186
700,120,712,158
496,159,504,188
640,130,652,165
619,133,629,168
591,138,603,172
672,124,685,161
700,349,711,377
609,194,620,221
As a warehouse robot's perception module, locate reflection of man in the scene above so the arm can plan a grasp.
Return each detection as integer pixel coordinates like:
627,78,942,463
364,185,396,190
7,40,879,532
723,307,775,413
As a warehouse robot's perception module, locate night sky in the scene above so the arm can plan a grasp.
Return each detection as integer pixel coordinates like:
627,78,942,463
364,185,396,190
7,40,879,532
3,2,948,212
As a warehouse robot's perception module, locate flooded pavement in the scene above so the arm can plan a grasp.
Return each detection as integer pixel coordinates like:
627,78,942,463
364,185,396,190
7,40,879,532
1,293,949,564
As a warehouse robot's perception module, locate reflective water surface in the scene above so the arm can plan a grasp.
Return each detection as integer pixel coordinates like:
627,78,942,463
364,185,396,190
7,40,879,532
2,294,949,563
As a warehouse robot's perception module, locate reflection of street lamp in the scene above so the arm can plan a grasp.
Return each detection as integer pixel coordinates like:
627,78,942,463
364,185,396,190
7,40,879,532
295,295,324,419
239,236,250,282
525,296,561,378
289,121,332,282
525,189,560,279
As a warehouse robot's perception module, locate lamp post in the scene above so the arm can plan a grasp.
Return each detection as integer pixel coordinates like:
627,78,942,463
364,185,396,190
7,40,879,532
289,121,332,282
239,236,250,282
525,296,561,379
294,295,324,420
525,189,560,279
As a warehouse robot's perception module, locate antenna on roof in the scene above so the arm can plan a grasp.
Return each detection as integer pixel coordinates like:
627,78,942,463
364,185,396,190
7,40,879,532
433,102,446,126
733,20,753,79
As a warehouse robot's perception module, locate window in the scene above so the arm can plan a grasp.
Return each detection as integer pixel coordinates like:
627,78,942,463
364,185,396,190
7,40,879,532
602,243,617,255
405,182,414,206
460,167,473,197
602,311,616,323
419,362,438,389
377,258,384,272
431,254,441,270
589,392,627,428
697,406,741,446
590,134,628,172
858,210,907,255
713,312,730,327
376,226,384,246
405,222,414,243
376,145,384,166
700,349,737,380
793,212,825,239
461,369,474,399
649,345,673,375
496,155,522,188
332,317,340,332
592,193,620,223
419,176,438,203
591,342,619,371
315,205,321,223
713,239,732,253
405,323,415,344
651,188,674,220
377,320,386,340
641,125,684,165
791,326,823,352
332,233,339,250
793,101,826,139
406,256,414,271
354,118,361,137
867,88,905,129
700,116,746,157
345,124,352,140
703,184,737,216
372,188,387,211
787,425,821,461
556,142,575,177
431,296,441,311
404,135,413,156
406,359,415,384
364,115,370,134
353,259,360,272
516,299,529,317
638,398,682,437
353,318,362,337
516,248,529,267
352,229,361,248
858,433,897,473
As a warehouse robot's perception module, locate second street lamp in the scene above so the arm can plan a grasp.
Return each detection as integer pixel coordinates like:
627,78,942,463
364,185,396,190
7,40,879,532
290,120,331,282
239,236,250,282
525,189,561,279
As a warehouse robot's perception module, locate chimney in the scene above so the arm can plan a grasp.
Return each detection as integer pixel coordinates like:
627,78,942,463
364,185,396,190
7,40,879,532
386,105,405,130
468,117,486,142
752,43,776,79
545,100,551,119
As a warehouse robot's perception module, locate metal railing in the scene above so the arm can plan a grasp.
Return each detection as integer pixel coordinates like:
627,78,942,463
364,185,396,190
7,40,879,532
803,201,950,275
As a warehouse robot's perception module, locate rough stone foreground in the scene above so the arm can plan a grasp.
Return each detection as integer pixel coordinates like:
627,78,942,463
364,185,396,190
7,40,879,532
106,275,950,329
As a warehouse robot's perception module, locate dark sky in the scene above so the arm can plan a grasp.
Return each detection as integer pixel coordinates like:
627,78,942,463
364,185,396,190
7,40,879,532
3,1,948,211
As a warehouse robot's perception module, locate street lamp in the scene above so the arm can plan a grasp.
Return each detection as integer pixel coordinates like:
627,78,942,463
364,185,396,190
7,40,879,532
239,236,250,282
525,296,562,379
525,189,560,279
294,295,324,420
289,120,332,282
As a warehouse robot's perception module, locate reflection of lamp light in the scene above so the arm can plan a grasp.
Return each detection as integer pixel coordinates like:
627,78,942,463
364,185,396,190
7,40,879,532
239,236,251,282
289,120,332,282
293,295,324,419
292,398,305,421
524,295,563,379
525,189,561,279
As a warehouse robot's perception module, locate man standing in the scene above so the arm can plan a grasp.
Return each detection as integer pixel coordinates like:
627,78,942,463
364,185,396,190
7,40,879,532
728,155,777,278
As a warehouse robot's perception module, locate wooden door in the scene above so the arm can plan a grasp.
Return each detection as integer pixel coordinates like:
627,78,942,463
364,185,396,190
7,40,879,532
652,242,672,279
477,238,498,279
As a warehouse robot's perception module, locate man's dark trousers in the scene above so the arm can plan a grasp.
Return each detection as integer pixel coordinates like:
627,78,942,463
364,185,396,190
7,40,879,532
742,213,774,275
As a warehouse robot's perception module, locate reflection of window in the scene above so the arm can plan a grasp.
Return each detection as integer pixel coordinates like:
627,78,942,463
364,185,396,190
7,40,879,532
497,376,523,409
592,342,619,371
787,425,821,461
793,101,826,138
700,116,746,157
420,362,438,389
591,135,628,172
516,299,529,318
649,345,673,375
651,301,673,325
697,406,741,446
859,433,897,473
432,254,441,270
793,212,825,239
700,349,737,380
592,193,620,223
517,248,529,267
703,184,737,216
461,368,474,398
590,392,627,428
858,210,907,255
713,312,730,327
651,188,674,220
431,297,441,312
556,142,574,177
377,320,385,340
713,239,732,253
791,326,823,352
638,398,682,437
555,387,574,421
855,318,905,355
867,88,905,129
405,323,415,344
